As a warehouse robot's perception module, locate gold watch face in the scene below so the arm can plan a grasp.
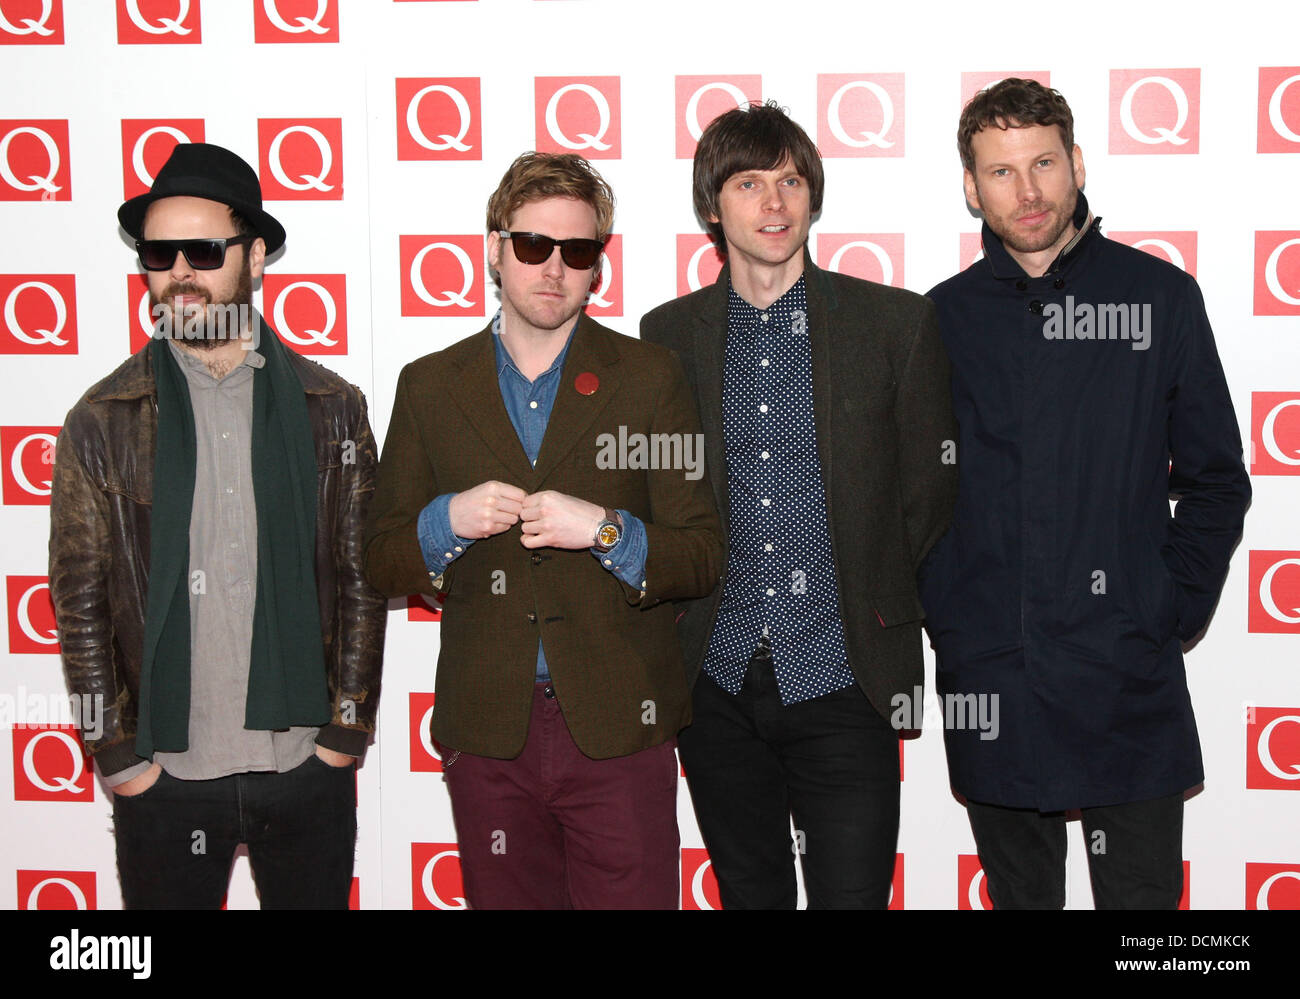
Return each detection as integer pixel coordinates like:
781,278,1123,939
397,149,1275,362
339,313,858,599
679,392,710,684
597,523,620,548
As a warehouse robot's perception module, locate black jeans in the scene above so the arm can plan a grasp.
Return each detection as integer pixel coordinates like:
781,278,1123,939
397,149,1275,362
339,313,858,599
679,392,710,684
678,658,900,909
111,754,357,909
966,791,1185,909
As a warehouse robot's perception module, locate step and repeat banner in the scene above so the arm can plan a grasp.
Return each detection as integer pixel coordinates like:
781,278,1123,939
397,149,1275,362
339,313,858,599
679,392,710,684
1,0,1297,910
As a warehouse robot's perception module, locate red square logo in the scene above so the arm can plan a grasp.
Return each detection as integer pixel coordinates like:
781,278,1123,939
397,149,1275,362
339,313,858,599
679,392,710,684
817,74,904,157
586,233,621,317
534,77,621,159
0,274,76,353
0,0,64,43
263,274,348,355
957,853,993,909
1246,706,1300,789
676,234,724,299
17,870,95,909
0,120,70,200
1250,392,1300,476
676,75,762,159
253,0,339,43
681,847,722,909
411,843,466,909
397,78,480,161
407,592,443,621
959,232,984,272
1254,231,1300,315
12,725,92,801
115,0,201,43
960,71,1050,111
1246,862,1300,909
258,118,343,200
408,692,442,773
1258,68,1300,153
1,426,58,505
120,119,204,200
816,233,904,288
7,574,59,654
1107,231,1197,278
127,272,153,353
1109,69,1200,154
400,234,484,317
1247,552,1300,634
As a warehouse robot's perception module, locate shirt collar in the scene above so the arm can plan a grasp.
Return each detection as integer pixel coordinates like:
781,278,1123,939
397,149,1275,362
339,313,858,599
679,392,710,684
491,308,578,380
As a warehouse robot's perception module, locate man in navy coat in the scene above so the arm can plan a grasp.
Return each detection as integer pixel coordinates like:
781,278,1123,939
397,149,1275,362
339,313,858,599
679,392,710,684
924,79,1250,908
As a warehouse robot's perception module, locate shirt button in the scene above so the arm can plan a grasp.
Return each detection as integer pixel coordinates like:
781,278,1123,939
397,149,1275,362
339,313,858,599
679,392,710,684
529,400,538,409
761,450,770,460
764,543,773,552
760,358,769,367
531,553,542,565
761,313,769,323
221,431,230,439
527,612,537,623
761,498,771,507
765,588,776,596
759,404,769,413
225,487,234,494
603,559,613,566
454,546,463,553
444,552,453,559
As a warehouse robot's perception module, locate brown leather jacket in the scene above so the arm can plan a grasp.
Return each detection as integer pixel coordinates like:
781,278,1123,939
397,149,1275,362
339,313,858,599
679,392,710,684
48,341,387,777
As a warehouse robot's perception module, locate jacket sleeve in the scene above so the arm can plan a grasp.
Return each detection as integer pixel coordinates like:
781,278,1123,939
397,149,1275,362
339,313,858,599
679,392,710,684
363,363,454,599
634,350,725,609
1164,280,1251,640
48,421,143,776
317,386,389,757
896,297,960,571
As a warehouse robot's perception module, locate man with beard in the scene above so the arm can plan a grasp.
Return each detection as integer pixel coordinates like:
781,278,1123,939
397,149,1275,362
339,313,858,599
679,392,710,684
47,143,387,908
922,79,1250,908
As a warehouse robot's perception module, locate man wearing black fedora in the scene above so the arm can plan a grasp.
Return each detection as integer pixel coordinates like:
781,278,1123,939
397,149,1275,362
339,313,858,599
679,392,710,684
47,142,387,908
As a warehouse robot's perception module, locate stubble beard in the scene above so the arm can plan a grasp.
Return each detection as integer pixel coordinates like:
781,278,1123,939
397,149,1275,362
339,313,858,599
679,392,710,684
150,258,254,352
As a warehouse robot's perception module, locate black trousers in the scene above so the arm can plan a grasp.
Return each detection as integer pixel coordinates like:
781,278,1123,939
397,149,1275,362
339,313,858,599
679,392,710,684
678,657,900,909
966,791,1185,909
111,754,357,909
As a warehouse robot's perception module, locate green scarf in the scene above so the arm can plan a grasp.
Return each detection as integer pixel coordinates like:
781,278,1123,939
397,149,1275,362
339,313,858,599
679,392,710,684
136,321,329,756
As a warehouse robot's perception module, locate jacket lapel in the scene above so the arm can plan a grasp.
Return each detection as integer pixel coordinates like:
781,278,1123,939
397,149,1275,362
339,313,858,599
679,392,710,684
691,264,732,522
443,326,537,486
532,313,622,489
804,257,837,505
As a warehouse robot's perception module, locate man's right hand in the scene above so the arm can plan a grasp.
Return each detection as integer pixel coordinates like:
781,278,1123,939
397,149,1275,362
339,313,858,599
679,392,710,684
448,481,527,539
112,762,163,797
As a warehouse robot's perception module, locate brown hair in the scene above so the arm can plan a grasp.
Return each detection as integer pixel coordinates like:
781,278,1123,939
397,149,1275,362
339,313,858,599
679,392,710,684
485,151,615,238
692,100,824,253
958,78,1075,172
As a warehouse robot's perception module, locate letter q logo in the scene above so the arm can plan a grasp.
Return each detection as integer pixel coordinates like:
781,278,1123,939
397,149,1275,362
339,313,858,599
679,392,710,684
397,78,480,161
1248,551,1300,634
0,0,64,44
818,74,905,158
258,118,343,200
1109,68,1200,155
254,0,338,43
676,234,724,299
675,75,762,159
12,725,93,801
0,274,77,353
115,0,201,44
957,854,993,909
264,274,347,355
1254,231,1300,316
411,844,466,910
7,574,59,654
680,848,722,910
1258,67,1300,153
400,235,484,317
1246,863,1300,909
1250,394,1300,476
407,692,442,773
17,870,95,909
1,426,60,506
817,234,905,288
120,118,204,199
0,120,70,200
534,77,621,159
1246,707,1300,790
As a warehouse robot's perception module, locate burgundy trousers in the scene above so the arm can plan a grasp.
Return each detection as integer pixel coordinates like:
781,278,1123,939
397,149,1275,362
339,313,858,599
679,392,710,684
442,681,680,909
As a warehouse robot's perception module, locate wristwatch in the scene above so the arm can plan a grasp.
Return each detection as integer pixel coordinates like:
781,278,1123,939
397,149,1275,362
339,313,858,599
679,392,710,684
593,508,623,552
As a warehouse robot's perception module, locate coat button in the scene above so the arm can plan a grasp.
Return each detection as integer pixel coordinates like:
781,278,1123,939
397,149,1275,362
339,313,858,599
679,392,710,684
527,612,537,623
1029,300,1044,315
531,554,542,566
1053,278,1065,289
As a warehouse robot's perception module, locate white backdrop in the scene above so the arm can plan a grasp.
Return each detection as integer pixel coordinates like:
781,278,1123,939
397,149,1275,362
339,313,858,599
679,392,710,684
1,0,1297,910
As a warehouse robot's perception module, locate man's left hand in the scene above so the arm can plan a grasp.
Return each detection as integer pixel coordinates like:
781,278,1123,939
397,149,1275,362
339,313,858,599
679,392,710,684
519,491,605,550
315,745,355,768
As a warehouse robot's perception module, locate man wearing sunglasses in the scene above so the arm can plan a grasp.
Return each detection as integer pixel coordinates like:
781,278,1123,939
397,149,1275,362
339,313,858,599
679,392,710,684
365,152,723,908
48,142,387,908
640,102,958,908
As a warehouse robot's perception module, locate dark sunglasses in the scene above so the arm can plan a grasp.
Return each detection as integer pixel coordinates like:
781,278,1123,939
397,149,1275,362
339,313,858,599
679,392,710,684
135,235,255,272
497,231,606,270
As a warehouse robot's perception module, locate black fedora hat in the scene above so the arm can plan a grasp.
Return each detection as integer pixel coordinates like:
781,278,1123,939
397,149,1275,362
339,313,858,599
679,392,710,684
118,142,286,253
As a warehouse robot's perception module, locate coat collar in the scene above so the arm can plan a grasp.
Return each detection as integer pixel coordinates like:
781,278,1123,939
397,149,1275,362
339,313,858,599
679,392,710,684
981,190,1102,281
442,311,624,488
